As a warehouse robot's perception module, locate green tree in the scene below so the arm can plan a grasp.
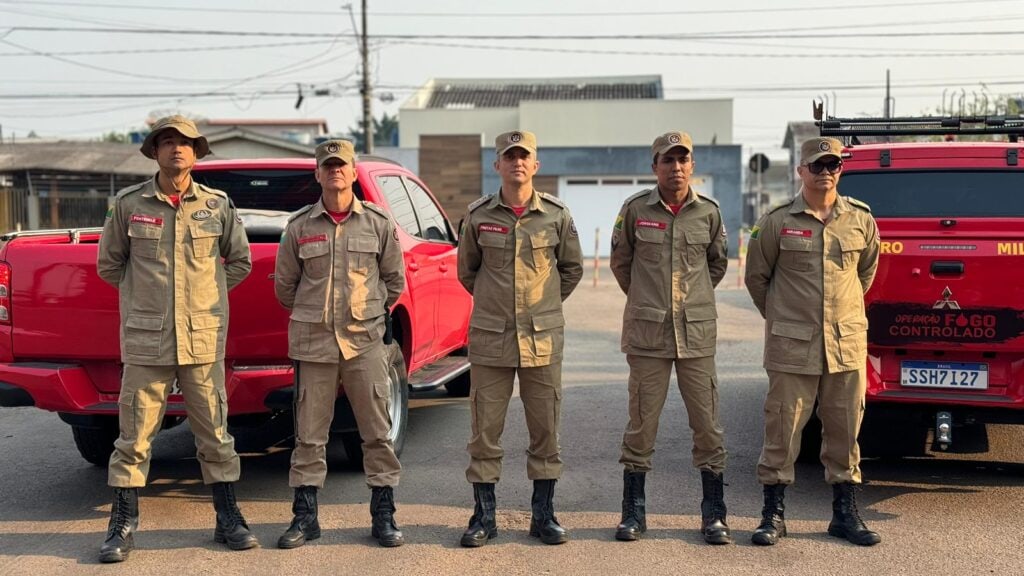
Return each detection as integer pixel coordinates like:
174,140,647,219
348,112,399,150
100,131,130,143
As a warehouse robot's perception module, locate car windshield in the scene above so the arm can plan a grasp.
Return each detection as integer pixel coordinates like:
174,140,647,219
192,169,363,213
838,170,1024,218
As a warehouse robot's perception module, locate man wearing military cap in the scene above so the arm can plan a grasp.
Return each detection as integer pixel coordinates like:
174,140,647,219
457,130,584,547
274,139,407,548
744,136,881,547
96,115,255,562
609,131,732,545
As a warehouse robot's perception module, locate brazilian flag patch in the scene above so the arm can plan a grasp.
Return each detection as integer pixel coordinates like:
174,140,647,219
614,215,624,230
749,225,760,240
104,207,113,219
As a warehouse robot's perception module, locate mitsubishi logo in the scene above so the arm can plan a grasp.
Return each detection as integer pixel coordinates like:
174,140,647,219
933,286,961,310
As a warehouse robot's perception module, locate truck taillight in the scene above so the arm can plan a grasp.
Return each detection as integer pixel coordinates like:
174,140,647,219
0,262,10,324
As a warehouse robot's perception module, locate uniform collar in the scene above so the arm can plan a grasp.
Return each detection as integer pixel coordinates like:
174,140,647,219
791,190,849,216
648,186,698,208
310,195,363,219
142,172,197,201
491,189,546,213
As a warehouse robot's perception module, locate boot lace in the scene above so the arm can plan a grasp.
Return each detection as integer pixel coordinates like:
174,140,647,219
106,491,131,539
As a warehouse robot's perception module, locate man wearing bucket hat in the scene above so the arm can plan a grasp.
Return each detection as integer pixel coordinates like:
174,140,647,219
457,130,583,547
608,131,731,545
96,115,255,562
744,137,881,547
274,139,407,548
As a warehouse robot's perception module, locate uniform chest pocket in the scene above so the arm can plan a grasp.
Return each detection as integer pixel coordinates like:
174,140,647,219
299,240,331,278
478,232,509,270
635,227,666,264
189,220,223,258
127,222,164,260
684,229,711,267
837,234,866,269
530,232,558,271
779,236,813,271
347,235,380,273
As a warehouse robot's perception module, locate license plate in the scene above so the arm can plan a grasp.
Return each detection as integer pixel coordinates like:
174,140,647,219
900,361,988,390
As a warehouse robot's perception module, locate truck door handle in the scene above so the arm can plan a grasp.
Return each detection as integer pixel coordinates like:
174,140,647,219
931,261,964,275
439,263,449,273
408,261,420,272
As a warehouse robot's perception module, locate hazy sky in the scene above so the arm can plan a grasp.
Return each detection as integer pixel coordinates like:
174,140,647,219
3,0,1023,153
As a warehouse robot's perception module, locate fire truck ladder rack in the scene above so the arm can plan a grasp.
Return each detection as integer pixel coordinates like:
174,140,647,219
813,103,1024,139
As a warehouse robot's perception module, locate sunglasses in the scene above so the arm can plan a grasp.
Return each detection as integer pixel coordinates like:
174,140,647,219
807,159,843,174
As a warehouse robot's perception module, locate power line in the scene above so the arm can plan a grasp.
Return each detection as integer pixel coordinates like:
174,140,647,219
0,39,330,57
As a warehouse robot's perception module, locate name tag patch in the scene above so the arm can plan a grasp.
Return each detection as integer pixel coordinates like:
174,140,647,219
130,214,163,226
479,223,509,234
781,228,812,238
298,234,329,245
636,219,667,230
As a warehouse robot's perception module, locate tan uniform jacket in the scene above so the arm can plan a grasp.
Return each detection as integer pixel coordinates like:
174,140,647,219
610,187,728,358
457,191,584,368
744,193,880,375
97,176,252,365
275,198,405,362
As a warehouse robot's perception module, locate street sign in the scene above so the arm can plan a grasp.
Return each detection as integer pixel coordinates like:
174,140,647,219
749,153,770,174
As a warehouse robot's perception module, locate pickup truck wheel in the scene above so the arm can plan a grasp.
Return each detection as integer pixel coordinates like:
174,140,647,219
70,420,119,467
340,342,410,467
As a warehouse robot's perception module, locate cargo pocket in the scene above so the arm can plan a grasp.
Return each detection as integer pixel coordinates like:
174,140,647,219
374,379,393,428
766,320,814,366
124,313,164,357
118,391,136,438
216,387,229,432
478,232,509,271
635,227,665,264
352,298,385,321
469,312,506,358
127,222,163,260
684,304,718,349
838,234,866,269
763,399,784,454
532,310,565,357
684,229,711,267
779,236,812,272
299,240,331,278
190,313,223,356
627,306,667,350
347,235,380,274
530,232,558,271
837,316,868,365
189,220,223,258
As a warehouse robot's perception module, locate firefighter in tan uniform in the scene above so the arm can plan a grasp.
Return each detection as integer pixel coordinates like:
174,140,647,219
609,131,731,545
274,139,407,549
457,130,584,547
744,137,881,547
95,115,255,562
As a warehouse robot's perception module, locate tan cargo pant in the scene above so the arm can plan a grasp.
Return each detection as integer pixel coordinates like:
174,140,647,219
619,354,727,474
466,363,563,483
290,343,401,488
757,368,866,485
108,362,239,488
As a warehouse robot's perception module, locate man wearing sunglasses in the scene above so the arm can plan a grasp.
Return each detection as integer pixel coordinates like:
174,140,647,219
744,137,881,547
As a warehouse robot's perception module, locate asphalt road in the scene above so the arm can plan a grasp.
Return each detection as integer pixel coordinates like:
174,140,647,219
1,261,1022,575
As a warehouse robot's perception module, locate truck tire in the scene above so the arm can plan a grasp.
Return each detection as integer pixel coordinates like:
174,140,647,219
70,420,119,467
444,370,471,397
341,342,409,467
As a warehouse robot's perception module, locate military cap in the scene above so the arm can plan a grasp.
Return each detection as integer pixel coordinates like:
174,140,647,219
801,137,843,164
495,130,537,156
141,115,210,159
651,131,694,160
315,139,357,166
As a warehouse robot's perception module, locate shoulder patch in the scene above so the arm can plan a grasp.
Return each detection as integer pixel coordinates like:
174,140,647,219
467,194,493,213
697,193,720,207
361,201,389,219
846,196,872,213
539,192,566,209
114,180,149,199
287,203,315,223
196,183,228,198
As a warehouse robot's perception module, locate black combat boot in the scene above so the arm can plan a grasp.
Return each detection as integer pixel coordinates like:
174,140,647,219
751,484,787,546
529,479,569,545
212,482,259,550
99,487,139,563
828,483,882,546
615,470,647,541
700,470,733,545
460,483,497,547
277,486,320,549
370,486,404,547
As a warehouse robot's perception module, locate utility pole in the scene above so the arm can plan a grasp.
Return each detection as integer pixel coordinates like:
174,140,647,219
361,0,373,154
884,69,892,118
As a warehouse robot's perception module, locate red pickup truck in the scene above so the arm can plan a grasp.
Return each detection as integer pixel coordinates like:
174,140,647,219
802,114,1024,459
0,156,473,466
